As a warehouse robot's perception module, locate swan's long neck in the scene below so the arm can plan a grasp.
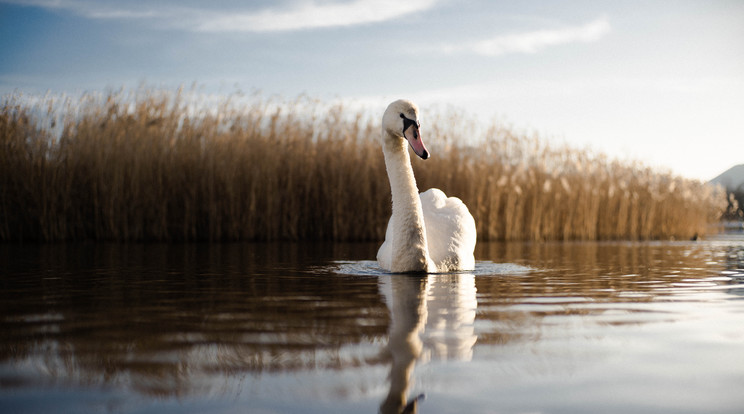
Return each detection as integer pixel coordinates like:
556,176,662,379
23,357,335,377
382,134,432,272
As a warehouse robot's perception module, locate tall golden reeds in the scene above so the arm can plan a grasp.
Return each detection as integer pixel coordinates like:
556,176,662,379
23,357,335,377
0,88,728,242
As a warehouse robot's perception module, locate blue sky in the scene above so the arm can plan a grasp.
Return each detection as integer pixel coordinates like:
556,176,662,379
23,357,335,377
1,0,743,181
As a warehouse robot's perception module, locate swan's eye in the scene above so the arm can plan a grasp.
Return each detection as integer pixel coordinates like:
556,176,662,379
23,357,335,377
399,113,405,118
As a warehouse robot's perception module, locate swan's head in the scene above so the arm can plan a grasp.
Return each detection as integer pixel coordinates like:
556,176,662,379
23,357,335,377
382,99,429,160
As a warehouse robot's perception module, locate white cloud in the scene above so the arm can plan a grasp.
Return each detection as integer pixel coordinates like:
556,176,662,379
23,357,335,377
445,16,611,56
4,0,439,32
197,0,438,32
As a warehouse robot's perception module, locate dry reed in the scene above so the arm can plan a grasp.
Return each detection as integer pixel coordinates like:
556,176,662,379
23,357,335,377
0,88,728,242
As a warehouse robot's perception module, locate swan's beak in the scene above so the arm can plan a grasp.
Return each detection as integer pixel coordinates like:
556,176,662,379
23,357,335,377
404,124,429,160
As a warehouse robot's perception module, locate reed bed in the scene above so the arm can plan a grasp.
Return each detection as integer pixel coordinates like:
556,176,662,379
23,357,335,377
0,88,728,242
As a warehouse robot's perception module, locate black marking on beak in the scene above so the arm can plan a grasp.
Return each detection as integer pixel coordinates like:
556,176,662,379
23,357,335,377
400,113,420,139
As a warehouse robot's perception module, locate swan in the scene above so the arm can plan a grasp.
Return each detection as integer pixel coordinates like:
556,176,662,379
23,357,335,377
377,99,476,273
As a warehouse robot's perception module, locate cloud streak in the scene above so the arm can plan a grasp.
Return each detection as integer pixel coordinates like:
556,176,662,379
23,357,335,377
4,0,438,32
197,0,438,32
444,16,611,56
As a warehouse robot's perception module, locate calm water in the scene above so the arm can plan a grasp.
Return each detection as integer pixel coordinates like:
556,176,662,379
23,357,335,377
1,238,743,414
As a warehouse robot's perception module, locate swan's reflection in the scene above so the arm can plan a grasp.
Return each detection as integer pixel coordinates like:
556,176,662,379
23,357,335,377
379,274,477,414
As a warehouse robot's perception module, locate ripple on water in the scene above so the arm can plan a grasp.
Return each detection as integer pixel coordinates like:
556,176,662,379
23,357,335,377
330,260,533,277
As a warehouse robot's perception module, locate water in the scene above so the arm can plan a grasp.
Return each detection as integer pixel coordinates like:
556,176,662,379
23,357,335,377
1,239,743,414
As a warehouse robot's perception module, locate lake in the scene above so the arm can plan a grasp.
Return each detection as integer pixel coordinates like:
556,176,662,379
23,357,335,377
1,238,743,413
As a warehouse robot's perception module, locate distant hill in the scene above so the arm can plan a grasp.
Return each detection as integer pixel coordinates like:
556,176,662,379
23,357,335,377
710,164,744,191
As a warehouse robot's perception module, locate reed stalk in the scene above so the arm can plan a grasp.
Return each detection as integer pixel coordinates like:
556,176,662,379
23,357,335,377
0,88,728,242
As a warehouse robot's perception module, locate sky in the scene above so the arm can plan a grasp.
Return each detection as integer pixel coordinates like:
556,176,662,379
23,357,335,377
1,0,743,181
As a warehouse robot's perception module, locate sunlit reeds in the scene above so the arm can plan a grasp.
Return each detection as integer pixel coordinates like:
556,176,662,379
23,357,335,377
0,88,728,241
411,115,727,241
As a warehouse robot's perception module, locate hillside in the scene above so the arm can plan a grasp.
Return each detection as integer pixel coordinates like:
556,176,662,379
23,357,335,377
711,164,744,221
710,164,744,191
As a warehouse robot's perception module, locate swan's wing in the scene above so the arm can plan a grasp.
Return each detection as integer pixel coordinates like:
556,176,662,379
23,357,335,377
376,217,394,271
420,188,476,271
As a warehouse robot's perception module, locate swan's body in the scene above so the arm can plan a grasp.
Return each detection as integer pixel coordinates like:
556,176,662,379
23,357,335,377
377,100,476,273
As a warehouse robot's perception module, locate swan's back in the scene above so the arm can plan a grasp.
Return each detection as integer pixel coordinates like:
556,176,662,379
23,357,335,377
420,189,476,272
377,188,476,273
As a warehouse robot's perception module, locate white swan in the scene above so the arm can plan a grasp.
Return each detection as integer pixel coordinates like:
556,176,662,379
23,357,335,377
377,99,476,273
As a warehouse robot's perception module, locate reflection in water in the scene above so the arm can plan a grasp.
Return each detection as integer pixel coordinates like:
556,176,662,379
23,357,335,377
423,274,478,361
379,276,426,414
0,243,390,397
379,273,477,413
0,240,743,413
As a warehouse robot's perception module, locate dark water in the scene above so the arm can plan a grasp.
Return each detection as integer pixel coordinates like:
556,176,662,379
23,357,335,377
1,239,743,414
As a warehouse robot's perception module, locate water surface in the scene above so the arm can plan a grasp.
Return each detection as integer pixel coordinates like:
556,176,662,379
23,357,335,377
1,239,743,413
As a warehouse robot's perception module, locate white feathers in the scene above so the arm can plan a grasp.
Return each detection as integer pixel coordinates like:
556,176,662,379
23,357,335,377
376,100,476,273
420,189,476,272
